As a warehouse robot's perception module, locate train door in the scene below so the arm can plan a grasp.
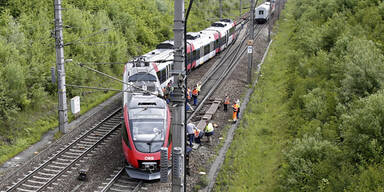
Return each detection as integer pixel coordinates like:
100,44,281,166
166,64,171,80
200,47,204,61
210,39,215,58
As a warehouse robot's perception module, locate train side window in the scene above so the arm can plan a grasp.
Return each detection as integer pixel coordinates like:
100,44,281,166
220,36,226,46
157,71,162,83
214,39,219,49
157,70,167,84
187,52,192,64
192,50,197,61
204,44,210,55
166,65,170,79
229,27,235,35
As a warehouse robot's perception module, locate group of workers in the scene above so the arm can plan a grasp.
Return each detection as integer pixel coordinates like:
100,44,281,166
186,82,201,111
223,95,241,122
165,82,240,123
186,121,215,147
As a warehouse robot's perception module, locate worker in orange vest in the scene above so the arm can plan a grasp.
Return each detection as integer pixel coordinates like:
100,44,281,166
224,95,230,112
236,99,241,119
186,88,191,102
232,102,238,122
192,87,198,106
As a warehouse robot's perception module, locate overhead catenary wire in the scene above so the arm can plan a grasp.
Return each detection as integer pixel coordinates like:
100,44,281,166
65,84,128,92
77,63,162,97
64,27,111,46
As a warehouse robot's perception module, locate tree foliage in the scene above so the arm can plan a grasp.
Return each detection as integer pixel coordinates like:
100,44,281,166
277,0,384,191
0,0,243,150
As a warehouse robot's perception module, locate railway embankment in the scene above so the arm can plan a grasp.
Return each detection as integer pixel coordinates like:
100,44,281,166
216,0,384,191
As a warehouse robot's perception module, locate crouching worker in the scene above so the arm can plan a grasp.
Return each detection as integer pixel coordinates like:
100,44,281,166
186,123,196,147
204,122,214,143
194,127,204,144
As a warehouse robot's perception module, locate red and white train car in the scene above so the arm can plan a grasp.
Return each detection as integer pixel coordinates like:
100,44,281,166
122,18,240,180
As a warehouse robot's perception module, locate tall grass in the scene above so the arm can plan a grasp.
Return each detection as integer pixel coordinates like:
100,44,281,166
214,7,294,191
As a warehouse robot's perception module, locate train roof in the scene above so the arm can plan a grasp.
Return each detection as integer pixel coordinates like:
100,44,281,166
128,95,166,109
211,21,228,28
256,2,271,10
126,95,168,119
156,40,174,49
220,18,233,23
186,32,201,40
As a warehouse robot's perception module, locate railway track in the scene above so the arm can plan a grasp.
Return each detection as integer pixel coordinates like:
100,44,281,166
187,20,267,122
97,167,143,192
3,108,122,192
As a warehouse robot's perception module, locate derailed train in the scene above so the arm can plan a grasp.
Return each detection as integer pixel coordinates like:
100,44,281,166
121,18,241,180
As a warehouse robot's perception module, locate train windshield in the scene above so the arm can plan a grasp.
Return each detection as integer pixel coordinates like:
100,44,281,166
130,119,166,153
131,119,165,141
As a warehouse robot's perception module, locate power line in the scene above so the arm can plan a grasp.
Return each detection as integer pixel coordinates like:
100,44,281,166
64,27,111,46
65,84,125,92
77,63,162,97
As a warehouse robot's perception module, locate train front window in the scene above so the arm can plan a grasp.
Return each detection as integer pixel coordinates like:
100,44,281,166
131,119,165,142
259,10,264,15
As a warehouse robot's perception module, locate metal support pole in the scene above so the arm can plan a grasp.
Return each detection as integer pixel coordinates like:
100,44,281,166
219,0,223,20
247,0,254,84
268,0,271,41
172,0,185,191
240,0,242,17
160,147,169,183
54,0,68,133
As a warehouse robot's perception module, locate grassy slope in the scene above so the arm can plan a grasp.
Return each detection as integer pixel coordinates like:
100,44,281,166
0,88,118,164
214,7,294,191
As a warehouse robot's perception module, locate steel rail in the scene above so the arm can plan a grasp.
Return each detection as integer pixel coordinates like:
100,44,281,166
187,22,268,122
5,108,122,192
99,167,143,192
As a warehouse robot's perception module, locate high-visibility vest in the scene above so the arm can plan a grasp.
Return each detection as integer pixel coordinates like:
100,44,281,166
194,129,200,137
196,84,201,92
232,104,238,112
205,123,214,133
192,89,198,96
224,97,230,105
187,89,191,100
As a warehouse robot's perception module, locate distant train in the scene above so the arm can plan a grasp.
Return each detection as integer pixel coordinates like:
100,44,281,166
255,0,276,24
121,18,240,180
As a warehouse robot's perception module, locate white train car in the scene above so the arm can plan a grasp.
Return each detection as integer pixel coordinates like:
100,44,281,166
255,2,271,24
186,31,216,70
142,40,175,89
185,19,237,71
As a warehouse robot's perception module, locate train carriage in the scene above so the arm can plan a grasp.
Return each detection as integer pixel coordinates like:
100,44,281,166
255,2,272,24
122,18,240,180
122,58,172,180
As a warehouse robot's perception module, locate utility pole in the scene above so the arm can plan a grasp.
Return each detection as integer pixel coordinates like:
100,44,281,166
219,0,222,20
247,0,254,84
268,0,272,41
172,0,185,191
240,0,242,17
54,0,68,133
